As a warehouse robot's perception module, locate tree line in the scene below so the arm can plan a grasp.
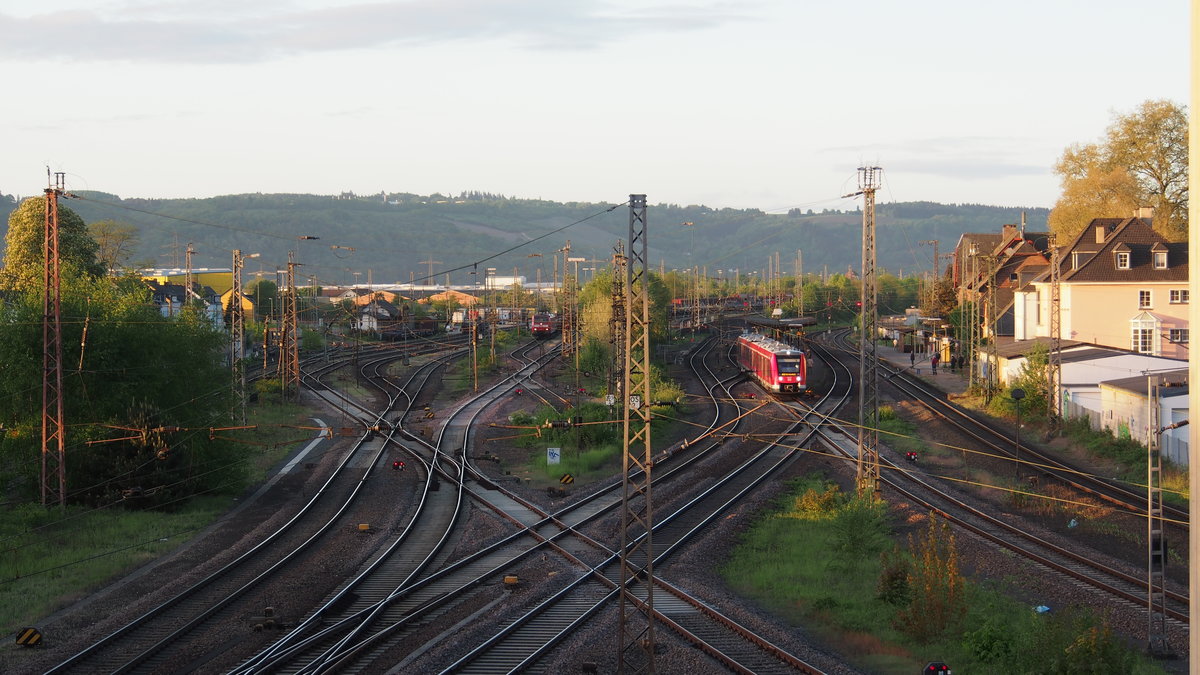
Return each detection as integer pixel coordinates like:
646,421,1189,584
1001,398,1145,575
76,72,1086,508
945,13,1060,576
1,198,244,509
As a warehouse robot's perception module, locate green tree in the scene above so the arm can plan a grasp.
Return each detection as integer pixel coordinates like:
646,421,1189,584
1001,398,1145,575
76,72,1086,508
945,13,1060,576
88,219,141,273
2,197,105,290
925,276,957,320
1049,100,1188,241
248,279,280,319
0,274,240,507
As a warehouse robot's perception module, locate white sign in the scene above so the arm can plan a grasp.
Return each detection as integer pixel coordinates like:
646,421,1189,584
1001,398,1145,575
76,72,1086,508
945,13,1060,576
605,395,615,406
629,395,641,410
547,447,561,465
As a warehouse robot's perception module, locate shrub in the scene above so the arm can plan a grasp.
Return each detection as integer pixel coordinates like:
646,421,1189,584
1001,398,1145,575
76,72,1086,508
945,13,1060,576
876,545,911,606
894,512,966,642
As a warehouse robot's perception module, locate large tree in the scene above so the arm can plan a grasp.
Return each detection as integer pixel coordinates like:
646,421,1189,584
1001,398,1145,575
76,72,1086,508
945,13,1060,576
89,218,141,273
2,196,105,290
0,273,241,507
1049,100,1188,241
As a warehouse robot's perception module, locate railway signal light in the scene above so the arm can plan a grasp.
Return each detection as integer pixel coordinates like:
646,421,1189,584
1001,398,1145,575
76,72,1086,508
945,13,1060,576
392,460,405,471
905,452,918,462
923,663,951,674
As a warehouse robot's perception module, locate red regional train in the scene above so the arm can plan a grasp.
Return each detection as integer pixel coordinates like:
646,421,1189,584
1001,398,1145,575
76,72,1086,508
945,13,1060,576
530,312,561,338
737,332,807,394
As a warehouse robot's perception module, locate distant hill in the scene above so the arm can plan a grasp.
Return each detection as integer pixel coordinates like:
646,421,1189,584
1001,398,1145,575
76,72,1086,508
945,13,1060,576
0,191,1049,286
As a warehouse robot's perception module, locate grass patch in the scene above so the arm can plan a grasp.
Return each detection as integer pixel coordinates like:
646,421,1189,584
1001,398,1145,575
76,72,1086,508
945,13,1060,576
720,474,1168,674
1061,418,1190,504
531,443,622,481
0,399,312,635
877,406,926,457
0,500,223,635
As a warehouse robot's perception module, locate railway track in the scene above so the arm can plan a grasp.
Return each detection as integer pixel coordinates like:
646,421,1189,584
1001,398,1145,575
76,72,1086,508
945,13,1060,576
827,328,1188,525
228,338,566,673
45,341,467,673
803,335,1190,639
435,333,854,673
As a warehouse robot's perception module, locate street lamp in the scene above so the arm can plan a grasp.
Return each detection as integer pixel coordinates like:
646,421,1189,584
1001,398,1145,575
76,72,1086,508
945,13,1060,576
1011,388,1026,482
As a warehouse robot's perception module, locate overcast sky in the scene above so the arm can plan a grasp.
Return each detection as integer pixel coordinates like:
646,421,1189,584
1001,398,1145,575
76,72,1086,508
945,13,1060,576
1,0,1190,211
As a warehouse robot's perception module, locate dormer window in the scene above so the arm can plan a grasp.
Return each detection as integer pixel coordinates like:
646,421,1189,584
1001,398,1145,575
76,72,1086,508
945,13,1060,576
1115,251,1131,269
1154,250,1168,269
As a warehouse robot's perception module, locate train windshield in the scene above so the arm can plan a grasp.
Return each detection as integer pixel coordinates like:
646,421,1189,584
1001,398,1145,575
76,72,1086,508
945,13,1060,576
777,358,802,373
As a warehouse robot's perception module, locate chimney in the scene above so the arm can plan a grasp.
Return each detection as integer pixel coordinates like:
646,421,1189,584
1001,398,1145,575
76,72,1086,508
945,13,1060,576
1001,223,1018,241
1095,223,1107,244
1135,206,1154,220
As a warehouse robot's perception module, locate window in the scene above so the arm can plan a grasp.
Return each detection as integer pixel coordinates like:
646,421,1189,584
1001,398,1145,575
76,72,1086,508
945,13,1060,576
1169,329,1189,344
1132,328,1155,353
1131,313,1158,354
1170,289,1189,304
1116,252,1131,269
1154,251,1168,269
1139,290,1152,309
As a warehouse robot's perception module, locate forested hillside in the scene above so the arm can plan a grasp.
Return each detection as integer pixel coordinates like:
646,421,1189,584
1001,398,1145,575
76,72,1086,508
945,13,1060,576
0,191,1049,285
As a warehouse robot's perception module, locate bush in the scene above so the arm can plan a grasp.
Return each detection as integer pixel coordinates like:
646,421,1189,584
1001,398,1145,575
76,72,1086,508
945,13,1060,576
894,513,966,642
876,545,911,606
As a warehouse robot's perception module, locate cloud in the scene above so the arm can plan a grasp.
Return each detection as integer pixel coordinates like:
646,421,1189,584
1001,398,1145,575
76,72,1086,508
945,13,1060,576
0,0,750,63
820,136,1052,181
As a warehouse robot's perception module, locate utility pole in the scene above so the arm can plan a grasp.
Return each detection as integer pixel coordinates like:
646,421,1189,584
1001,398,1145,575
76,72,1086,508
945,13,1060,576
184,242,195,312
845,166,881,498
774,251,782,310
1145,375,1173,658
1047,235,1062,431
691,266,701,330
920,240,939,312
419,256,442,284
610,241,627,408
42,172,66,507
966,247,980,390
562,241,580,360
796,249,804,316
619,194,655,673
984,254,999,403
230,250,254,423
280,253,301,400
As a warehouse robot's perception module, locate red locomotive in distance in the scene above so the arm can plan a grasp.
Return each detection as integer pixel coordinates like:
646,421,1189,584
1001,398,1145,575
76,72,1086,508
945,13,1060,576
530,312,561,338
737,332,807,394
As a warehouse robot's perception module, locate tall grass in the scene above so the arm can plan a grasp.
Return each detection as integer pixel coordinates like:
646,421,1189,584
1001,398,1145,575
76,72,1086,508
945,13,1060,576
720,474,1166,674
0,500,223,635
1062,417,1189,502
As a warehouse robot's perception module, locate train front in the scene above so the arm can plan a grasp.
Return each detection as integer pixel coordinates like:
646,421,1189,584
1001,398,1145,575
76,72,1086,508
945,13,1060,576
773,348,806,393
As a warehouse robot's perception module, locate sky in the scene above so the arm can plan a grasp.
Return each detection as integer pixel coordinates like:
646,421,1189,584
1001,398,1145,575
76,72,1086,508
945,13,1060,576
0,0,1191,212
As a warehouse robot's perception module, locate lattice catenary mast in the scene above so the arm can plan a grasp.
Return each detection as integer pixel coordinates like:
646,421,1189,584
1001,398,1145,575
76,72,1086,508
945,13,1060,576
610,241,627,405
619,194,656,673
42,173,67,507
846,167,881,497
280,253,301,400
230,250,249,422
1047,235,1062,428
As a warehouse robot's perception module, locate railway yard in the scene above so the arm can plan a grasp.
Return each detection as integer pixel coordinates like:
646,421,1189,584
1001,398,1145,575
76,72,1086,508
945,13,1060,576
5,325,1191,674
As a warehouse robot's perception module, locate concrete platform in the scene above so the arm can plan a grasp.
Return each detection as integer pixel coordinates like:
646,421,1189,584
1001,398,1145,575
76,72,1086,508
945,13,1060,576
874,343,972,398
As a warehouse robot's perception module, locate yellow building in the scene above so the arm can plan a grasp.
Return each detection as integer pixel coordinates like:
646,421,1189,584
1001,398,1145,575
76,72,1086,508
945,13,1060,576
142,268,234,295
